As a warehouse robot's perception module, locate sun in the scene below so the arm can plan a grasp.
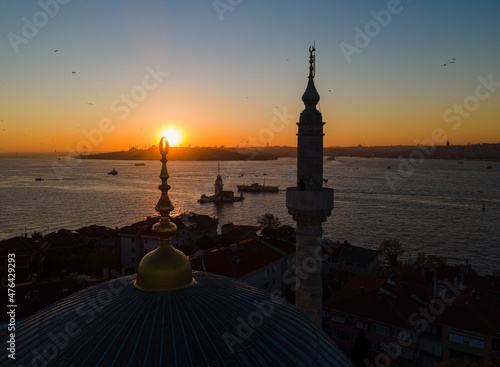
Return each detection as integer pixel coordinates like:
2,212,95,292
157,126,185,147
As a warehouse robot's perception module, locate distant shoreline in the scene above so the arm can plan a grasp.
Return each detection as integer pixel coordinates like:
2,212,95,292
74,143,500,161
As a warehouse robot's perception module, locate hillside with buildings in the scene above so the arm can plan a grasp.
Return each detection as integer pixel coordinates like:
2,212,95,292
78,143,500,162
2,214,499,365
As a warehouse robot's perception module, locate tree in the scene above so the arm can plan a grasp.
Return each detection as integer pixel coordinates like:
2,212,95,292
378,239,405,268
257,213,281,229
351,330,371,367
31,231,44,240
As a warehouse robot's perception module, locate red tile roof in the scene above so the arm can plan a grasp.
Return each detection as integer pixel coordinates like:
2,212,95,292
260,237,296,255
190,238,283,279
436,288,500,336
325,271,500,337
324,274,431,329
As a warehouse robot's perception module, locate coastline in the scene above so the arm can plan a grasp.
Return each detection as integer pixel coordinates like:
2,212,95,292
73,143,500,161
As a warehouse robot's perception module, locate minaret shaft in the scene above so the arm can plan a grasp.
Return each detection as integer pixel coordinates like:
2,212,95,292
286,45,333,326
295,222,324,326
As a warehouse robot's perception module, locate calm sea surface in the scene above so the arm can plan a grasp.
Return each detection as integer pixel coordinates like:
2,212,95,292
0,153,499,274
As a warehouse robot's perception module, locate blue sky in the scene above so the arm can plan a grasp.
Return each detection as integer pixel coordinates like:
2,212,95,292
0,0,499,151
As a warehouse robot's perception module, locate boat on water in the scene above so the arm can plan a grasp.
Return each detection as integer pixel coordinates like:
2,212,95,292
135,163,146,166
35,177,44,181
108,168,118,175
237,182,279,192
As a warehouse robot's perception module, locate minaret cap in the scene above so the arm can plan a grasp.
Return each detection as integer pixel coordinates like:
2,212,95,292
302,45,320,106
135,137,194,292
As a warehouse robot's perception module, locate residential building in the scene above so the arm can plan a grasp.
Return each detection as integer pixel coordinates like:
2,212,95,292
0,236,47,283
44,229,89,258
76,224,120,254
190,238,284,291
219,222,259,245
323,274,422,365
323,265,500,366
323,240,380,276
120,214,217,272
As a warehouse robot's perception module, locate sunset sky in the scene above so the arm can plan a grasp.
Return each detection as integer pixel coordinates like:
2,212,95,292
0,0,499,152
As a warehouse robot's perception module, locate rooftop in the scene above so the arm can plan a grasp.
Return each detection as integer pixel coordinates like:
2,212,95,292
323,274,430,330
0,236,45,254
190,238,283,279
338,244,379,265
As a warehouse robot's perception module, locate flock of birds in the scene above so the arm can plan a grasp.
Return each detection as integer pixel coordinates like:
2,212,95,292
441,57,457,67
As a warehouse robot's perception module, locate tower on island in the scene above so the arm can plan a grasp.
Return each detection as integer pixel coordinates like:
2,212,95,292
286,45,334,326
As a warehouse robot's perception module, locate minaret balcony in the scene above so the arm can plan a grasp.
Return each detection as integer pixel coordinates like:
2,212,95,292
286,187,333,223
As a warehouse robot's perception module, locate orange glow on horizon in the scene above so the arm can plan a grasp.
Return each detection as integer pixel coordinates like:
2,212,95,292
156,125,186,147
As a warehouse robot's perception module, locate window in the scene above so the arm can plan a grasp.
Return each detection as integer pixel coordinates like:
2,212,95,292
144,239,148,244
424,323,442,337
145,249,148,254
335,330,350,342
355,320,368,330
131,257,135,264
272,279,276,285
400,347,415,361
131,238,135,243
493,338,500,351
372,341,384,352
345,261,354,266
264,283,269,289
393,327,414,342
449,331,485,350
373,323,390,337
333,315,349,325
131,247,135,253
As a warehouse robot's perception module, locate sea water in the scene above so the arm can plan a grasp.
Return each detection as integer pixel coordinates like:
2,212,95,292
0,153,498,274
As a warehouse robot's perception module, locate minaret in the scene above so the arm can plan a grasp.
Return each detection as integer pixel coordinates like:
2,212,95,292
286,45,334,326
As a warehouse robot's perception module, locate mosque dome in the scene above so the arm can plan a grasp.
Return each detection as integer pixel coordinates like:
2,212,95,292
3,271,352,366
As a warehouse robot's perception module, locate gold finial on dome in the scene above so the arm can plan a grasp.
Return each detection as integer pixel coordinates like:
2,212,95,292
135,137,194,292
